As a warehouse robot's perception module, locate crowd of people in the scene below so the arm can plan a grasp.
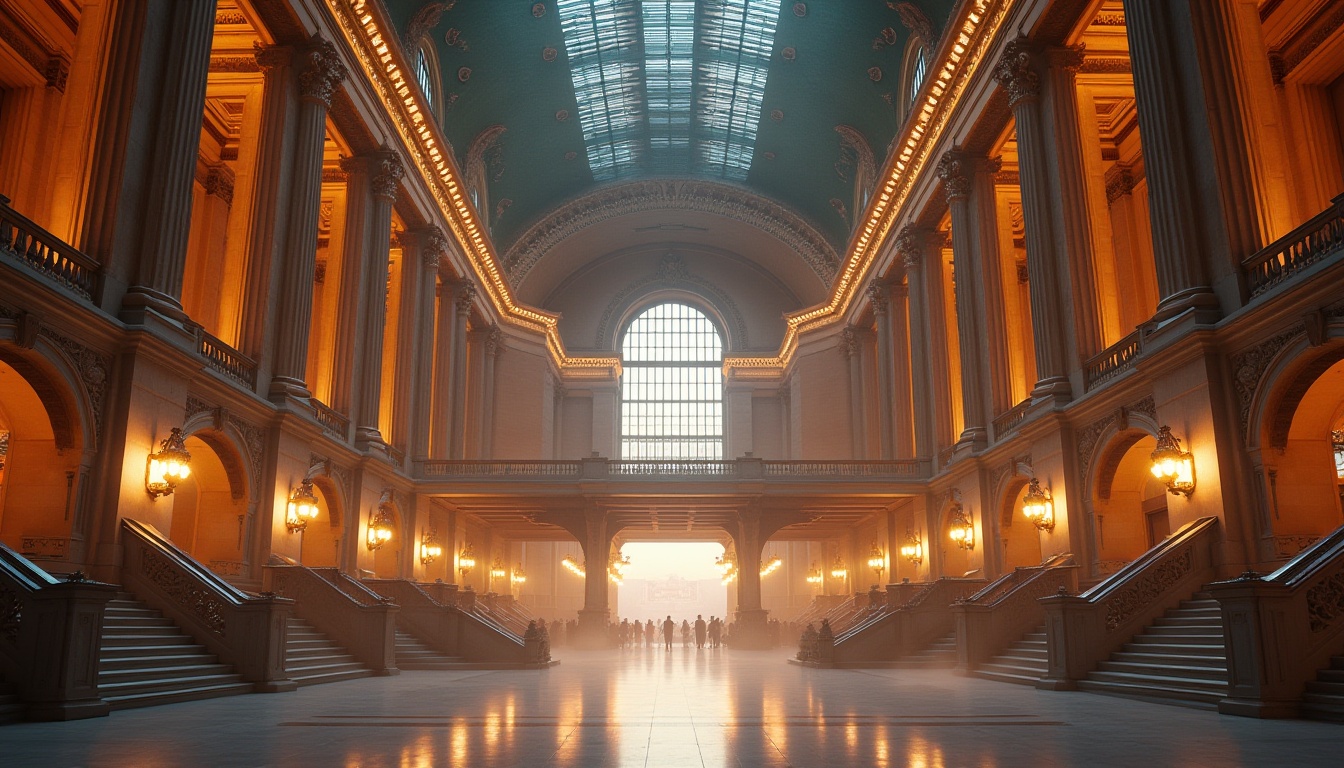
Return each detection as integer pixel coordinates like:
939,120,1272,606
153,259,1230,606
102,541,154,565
538,614,800,649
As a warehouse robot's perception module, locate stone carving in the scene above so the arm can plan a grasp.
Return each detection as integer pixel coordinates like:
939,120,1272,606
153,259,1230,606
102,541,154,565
994,38,1040,107
186,395,214,419
142,548,226,636
839,326,859,359
1232,327,1302,438
1129,394,1156,422
226,414,267,493
421,226,450,268
254,43,292,72
297,36,348,107
202,167,235,206
592,254,751,349
936,151,971,201
404,2,453,50
895,225,923,268
1105,163,1137,204
370,147,404,201
208,56,258,74
20,536,70,558
503,179,838,286
1307,570,1344,633
835,125,877,198
455,281,476,313
1076,411,1117,479
1274,535,1321,559
0,584,20,643
39,327,110,446
866,283,889,314
892,2,933,46
1103,548,1192,631
486,324,504,357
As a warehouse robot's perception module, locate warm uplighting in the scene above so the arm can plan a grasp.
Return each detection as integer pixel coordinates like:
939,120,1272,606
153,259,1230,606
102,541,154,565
491,558,507,581
949,504,975,550
145,427,192,497
760,554,782,577
805,563,823,586
1150,425,1196,497
867,542,885,581
900,530,924,565
285,479,320,533
1021,478,1055,532
510,566,527,586
458,543,477,577
561,554,585,577
419,530,442,566
830,557,848,581
365,503,395,550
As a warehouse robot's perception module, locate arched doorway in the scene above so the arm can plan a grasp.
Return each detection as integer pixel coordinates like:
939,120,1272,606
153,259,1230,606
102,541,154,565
1257,355,1344,559
169,434,249,579
1000,477,1044,569
0,355,88,569
939,500,976,577
369,493,401,578
300,476,344,568
1091,431,1167,577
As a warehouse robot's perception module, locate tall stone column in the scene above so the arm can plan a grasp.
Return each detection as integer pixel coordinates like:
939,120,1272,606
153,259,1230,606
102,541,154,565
937,151,988,449
1121,0,1221,316
841,327,867,459
994,39,1072,401
733,508,770,649
889,285,915,458
330,155,373,414
869,284,897,459
576,509,613,648
898,227,935,460
410,228,447,460
449,284,474,459
269,37,347,403
353,148,403,448
478,325,502,458
971,157,1015,415
429,280,456,457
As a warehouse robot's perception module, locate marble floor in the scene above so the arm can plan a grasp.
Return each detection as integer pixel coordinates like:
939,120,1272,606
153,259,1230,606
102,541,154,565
1,646,1339,767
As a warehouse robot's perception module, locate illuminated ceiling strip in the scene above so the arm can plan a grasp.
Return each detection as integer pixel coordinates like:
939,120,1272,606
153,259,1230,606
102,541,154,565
694,0,780,180
557,0,645,181
642,0,696,170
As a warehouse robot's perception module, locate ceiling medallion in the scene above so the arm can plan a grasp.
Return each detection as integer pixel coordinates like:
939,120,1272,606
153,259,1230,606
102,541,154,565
457,67,472,82
555,109,569,122
830,198,848,220
770,109,784,122
532,3,546,17
763,151,777,160
563,151,577,161
793,3,807,17
542,47,558,62
868,66,883,82
781,46,796,61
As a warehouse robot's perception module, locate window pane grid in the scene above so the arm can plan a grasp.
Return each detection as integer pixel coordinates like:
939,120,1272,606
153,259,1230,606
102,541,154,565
620,303,724,460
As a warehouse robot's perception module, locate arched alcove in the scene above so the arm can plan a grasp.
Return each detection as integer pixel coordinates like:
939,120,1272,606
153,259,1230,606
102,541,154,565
300,474,345,568
999,476,1044,569
170,434,249,578
1091,431,1166,576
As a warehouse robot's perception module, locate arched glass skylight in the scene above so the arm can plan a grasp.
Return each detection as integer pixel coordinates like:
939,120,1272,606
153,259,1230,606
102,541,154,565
620,303,724,460
415,46,435,114
908,46,928,117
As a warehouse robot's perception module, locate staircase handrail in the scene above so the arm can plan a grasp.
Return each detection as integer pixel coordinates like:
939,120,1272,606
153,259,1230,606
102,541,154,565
365,579,541,664
119,519,295,692
0,543,116,719
964,555,1076,607
1263,523,1344,587
1079,516,1219,603
263,565,397,673
311,567,386,606
953,560,1078,672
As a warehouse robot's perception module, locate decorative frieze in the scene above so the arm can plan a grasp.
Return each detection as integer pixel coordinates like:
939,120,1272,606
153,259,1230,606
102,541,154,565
1307,570,1344,633
142,549,227,636
1103,547,1192,630
39,327,110,447
1232,326,1303,438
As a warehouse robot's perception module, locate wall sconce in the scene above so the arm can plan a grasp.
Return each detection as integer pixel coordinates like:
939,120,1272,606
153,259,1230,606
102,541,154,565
805,562,823,586
900,530,924,566
949,503,975,550
561,554,585,577
145,427,192,497
1150,425,1196,497
830,557,848,581
286,479,320,533
510,566,527,587
867,542,885,581
760,554,782,577
366,502,395,550
490,558,507,588
419,529,442,566
1021,478,1055,532
458,543,476,578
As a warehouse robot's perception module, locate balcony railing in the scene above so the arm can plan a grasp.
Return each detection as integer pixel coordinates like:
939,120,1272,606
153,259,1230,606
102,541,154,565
309,398,349,441
1083,330,1142,392
416,458,932,481
420,460,582,477
195,328,257,388
762,460,927,477
1243,193,1344,299
0,195,100,301
991,398,1032,439
610,460,738,476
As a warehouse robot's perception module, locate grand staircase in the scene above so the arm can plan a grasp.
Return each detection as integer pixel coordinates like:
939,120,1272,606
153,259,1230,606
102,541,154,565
283,617,371,686
974,625,1048,685
98,593,252,710
896,631,958,668
1075,593,1227,708
1301,655,1344,722
394,630,469,670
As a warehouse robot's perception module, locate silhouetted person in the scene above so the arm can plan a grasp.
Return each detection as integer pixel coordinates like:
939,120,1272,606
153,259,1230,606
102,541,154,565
694,615,707,648
662,615,675,650
680,619,691,647
708,616,722,648
644,619,655,647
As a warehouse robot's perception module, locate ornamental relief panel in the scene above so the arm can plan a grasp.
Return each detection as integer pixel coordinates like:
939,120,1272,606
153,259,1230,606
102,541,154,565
1103,548,1192,631
1231,326,1304,440
141,548,227,637
1307,570,1344,633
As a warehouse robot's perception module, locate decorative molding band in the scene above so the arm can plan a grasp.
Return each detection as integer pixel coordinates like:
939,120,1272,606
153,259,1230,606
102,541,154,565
592,253,750,350
503,178,839,287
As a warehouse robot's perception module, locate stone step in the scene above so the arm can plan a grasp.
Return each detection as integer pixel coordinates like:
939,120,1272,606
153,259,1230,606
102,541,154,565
1084,669,1227,696
1144,624,1224,636
1111,650,1226,668
1302,655,1344,722
101,642,209,658
290,668,373,687
287,653,360,668
99,652,221,672
972,666,1042,686
1121,639,1226,655
1075,678,1223,708
101,624,189,638
99,671,247,698
284,617,371,685
100,633,200,648
1305,679,1344,696
99,662,236,685
104,681,254,712
1096,659,1228,681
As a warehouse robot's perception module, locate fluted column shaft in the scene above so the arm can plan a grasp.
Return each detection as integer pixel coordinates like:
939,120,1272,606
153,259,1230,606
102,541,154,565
354,149,403,447
971,158,1015,414
269,37,347,401
841,327,866,459
938,151,988,447
411,230,447,460
889,285,915,458
449,284,475,459
995,39,1072,400
330,157,372,413
478,326,501,458
896,227,941,458
1122,0,1220,314
869,285,897,459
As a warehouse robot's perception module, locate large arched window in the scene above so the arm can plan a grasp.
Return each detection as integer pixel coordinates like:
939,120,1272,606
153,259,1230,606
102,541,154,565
620,303,724,460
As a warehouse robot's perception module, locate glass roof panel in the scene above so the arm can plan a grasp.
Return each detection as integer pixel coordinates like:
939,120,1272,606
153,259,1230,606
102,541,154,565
694,0,781,180
557,0,646,181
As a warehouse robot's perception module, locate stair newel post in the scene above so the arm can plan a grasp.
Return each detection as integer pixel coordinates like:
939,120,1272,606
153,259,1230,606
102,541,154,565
17,575,117,720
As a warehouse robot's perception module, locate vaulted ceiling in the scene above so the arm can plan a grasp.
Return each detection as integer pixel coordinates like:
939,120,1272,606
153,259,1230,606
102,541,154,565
385,0,956,324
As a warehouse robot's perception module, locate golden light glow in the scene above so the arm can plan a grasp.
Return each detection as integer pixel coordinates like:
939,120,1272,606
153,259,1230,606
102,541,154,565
867,542,885,580
760,554,782,577
1021,477,1055,532
900,530,923,566
490,559,507,580
1150,425,1196,497
561,554,585,578
286,478,320,534
366,503,395,550
948,504,975,551
805,563,823,585
419,530,442,565
145,427,191,498
458,543,477,576
830,558,848,581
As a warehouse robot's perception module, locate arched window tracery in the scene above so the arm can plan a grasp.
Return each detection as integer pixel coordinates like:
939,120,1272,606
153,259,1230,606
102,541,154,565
619,302,724,460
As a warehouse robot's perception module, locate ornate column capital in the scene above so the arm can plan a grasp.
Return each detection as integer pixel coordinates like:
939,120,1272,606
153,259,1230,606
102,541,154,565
485,324,504,357
454,281,476,314
994,37,1041,108
936,151,971,203
839,326,860,359
297,36,348,107
253,42,292,72
895,225,924,268
1105,163,1138,203
419,226,450,269
866,283,890,315
371,145,404,201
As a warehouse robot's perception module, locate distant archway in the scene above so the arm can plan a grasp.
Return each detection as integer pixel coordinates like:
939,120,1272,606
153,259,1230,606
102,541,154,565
170,434,249,579
1090,430,1167,577
998,474,1044,570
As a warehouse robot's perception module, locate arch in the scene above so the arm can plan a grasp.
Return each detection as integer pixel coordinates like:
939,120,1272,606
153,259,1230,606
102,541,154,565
897,36,930,124
169,434,250,579
412,33,444,123
1087,426,1167,577
937,493,976,578
301,472,345,569
0,334,97,454
179,417,253,503
592,254,751,351
464,125,507,231
994,459,1043,570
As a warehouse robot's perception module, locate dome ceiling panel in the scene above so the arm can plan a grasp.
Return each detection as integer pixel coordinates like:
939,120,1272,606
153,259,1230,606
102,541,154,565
386,0,956,292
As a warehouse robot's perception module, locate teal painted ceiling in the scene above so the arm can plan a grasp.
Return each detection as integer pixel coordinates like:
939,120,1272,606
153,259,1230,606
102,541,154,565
384,0,954,257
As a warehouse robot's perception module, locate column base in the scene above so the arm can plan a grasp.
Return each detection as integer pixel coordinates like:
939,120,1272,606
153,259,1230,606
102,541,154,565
1153,286,1220,323
1030,377,1072,404
120,286,188,324
354,427,385,452
954,427,988,454
731,608,772,650
24,697,110,721
268,378,312,406
574,609,612,649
